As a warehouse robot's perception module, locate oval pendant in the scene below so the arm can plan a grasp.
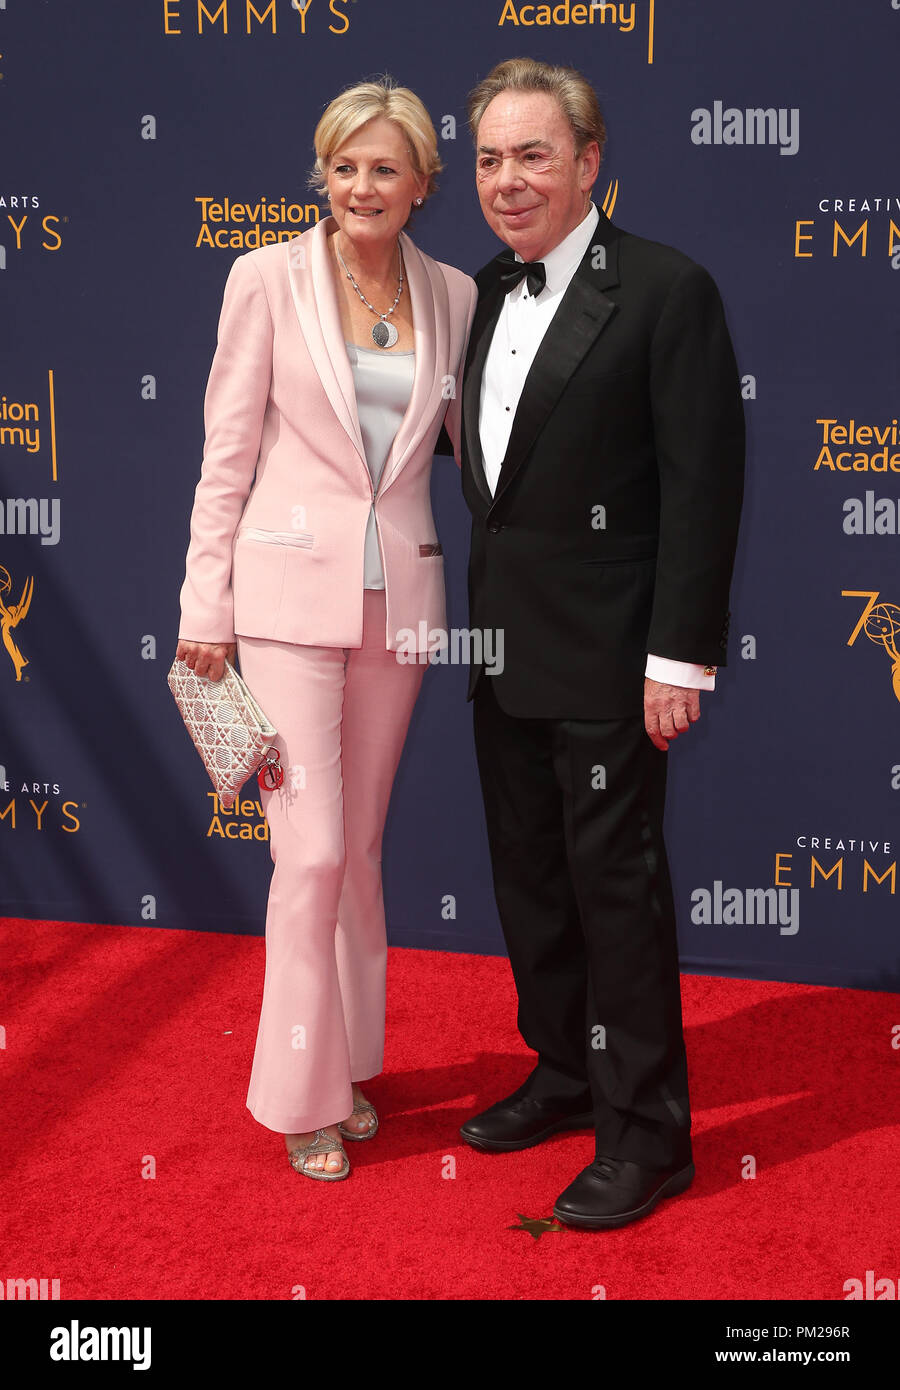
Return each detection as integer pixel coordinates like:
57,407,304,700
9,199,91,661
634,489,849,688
372,319,398,349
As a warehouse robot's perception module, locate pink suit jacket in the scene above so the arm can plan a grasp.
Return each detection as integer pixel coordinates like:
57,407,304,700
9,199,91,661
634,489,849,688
178,215,477,651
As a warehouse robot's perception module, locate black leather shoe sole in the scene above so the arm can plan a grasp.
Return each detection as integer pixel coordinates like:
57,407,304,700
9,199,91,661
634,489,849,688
460,1110,595,1152
552,1162,695,1229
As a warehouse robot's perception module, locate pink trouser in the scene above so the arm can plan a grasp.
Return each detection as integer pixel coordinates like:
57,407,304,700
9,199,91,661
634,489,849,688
236,590,425,1134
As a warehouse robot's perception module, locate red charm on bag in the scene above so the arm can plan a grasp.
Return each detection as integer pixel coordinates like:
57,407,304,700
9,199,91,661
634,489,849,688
257,749,284,790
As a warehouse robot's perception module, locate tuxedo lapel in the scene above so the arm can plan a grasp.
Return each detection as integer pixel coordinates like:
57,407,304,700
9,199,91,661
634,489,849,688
492,226,621,505
462,274,505,504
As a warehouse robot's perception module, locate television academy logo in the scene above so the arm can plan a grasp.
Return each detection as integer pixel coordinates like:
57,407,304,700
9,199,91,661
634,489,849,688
1,375,62,481
812,416,900,485
195,195,321,251
1,376,63,563
206,790,269,842
496,2,657,66
812,418,900,534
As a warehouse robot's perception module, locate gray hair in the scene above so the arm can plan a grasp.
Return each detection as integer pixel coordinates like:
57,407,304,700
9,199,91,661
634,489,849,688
467,57,606,162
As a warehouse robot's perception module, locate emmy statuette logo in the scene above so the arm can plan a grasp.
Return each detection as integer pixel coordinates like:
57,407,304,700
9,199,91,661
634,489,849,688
0,565,33,681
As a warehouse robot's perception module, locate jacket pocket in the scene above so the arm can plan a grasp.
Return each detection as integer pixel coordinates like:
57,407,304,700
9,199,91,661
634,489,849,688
239,527,314,548
580,535,658,566
419,542,443,557
581,554,656,567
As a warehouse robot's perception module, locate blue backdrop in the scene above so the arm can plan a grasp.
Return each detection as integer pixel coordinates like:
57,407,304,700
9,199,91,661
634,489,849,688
3,0,898,989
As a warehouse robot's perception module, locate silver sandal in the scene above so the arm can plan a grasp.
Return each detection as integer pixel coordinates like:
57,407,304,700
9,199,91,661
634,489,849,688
339,1096,379,1142
287,1128,350,1181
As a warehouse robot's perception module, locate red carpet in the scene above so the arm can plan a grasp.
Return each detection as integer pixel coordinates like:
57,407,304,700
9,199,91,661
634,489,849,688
0,917,897,1300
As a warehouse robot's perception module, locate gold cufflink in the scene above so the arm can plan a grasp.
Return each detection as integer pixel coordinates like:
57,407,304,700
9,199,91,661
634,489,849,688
703,666,717,676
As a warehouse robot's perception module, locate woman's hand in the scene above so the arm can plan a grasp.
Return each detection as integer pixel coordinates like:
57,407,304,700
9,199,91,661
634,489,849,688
175,639,236,683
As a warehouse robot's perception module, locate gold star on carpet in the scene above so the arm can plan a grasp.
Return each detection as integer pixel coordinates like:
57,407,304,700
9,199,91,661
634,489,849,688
508,1213,565,1240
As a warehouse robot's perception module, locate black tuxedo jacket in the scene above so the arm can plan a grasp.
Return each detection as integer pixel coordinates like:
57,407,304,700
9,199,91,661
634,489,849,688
457,207,745,720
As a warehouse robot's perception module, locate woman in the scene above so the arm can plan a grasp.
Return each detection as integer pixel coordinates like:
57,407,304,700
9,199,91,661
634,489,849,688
175,79,476,1180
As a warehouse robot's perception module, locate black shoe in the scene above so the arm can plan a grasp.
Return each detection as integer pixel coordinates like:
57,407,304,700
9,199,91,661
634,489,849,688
552,1156,695,1229
459,1094,594,1152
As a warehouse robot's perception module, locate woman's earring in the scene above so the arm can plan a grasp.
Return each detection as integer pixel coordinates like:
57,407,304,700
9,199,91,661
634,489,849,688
415,197,423,206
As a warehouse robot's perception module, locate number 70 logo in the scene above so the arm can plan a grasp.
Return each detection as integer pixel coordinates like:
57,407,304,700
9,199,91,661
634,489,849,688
842,590,900,705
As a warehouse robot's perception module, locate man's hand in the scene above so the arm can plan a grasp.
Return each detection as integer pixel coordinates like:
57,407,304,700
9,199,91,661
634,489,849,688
175,639,236,683
644,678,701,751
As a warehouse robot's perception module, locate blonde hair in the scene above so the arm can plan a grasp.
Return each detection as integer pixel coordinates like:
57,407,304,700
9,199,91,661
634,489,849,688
467,57,606,162
309,77,443,204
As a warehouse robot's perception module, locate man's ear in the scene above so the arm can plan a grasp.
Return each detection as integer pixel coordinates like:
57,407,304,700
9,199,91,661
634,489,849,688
579,140,601,191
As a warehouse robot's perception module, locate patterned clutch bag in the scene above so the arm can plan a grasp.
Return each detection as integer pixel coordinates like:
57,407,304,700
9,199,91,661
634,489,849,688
167,656,283,808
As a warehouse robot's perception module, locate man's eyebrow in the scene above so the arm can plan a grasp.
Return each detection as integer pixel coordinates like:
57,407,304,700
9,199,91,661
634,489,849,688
476,138,549,155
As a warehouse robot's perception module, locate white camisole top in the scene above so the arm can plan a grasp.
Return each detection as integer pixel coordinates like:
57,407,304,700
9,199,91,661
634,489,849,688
345,342,415,590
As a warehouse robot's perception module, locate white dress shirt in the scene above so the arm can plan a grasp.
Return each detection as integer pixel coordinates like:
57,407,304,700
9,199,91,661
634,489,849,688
477,202,714,691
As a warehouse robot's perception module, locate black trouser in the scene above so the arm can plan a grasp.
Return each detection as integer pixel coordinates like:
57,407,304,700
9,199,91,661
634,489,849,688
473,676,693,1170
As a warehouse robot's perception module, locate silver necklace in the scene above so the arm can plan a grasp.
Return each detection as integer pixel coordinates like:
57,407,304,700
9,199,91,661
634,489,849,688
336,237,404,349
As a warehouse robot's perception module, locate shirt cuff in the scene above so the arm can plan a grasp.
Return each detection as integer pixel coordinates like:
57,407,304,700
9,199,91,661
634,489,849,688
645,655,716,690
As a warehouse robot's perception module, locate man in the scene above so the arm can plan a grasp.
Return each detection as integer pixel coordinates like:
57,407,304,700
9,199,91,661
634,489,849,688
455,59,744,1229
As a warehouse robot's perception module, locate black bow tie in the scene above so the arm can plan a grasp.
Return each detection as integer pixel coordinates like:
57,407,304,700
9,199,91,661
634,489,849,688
499,258,547,298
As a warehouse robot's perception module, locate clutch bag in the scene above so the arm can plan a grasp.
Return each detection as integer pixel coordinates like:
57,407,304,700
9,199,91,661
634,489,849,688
167,656,283,808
